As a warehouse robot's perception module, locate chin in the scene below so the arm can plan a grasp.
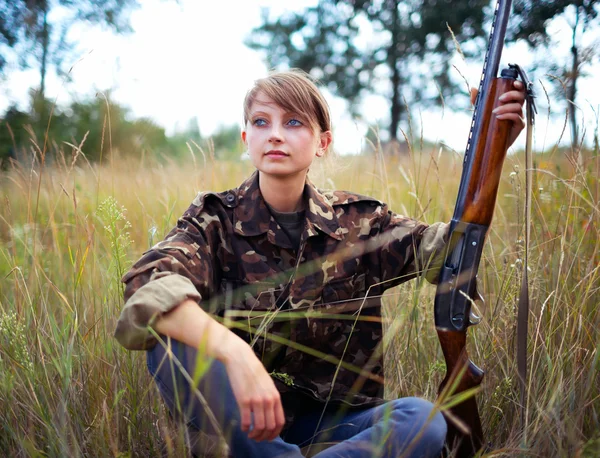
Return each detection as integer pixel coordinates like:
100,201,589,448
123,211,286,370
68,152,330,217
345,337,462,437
257,166,308,179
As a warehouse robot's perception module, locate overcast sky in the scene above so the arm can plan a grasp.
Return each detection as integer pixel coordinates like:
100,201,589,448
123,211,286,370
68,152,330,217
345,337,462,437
1,0,599,155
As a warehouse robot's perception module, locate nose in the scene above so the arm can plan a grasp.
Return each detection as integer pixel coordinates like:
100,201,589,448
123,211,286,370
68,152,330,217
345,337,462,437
268,124,283,143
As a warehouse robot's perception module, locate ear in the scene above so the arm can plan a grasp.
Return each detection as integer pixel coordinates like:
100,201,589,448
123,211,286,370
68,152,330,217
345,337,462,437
316,130,333,157
241,130,247,146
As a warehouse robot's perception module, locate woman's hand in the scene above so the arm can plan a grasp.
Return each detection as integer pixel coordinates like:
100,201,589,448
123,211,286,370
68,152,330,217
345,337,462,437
470,79,526,148
155,300,285,442
220,336,286,442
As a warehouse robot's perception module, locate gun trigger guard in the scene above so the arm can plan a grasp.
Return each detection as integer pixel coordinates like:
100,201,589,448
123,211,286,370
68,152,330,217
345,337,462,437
470,283,484,326
469,310,482,326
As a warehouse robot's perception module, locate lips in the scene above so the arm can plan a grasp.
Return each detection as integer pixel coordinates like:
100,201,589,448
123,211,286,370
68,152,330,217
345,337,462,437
265,150,289,157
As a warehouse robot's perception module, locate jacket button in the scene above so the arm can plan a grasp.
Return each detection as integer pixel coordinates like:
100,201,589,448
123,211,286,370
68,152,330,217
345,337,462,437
226,193,236,204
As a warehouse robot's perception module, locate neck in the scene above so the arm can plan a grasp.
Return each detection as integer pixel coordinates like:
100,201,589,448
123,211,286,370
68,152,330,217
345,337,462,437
258,171,306,212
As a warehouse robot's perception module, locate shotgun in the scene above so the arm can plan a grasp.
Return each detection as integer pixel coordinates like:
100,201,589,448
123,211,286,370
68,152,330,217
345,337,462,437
434,0,525,455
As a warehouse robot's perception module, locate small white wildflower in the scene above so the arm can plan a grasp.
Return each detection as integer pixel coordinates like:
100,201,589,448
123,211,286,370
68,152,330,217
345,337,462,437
0,312,33,373
97,197,134,283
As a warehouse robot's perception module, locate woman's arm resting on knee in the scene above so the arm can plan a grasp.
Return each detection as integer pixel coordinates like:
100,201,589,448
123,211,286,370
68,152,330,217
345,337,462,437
155,300,286,442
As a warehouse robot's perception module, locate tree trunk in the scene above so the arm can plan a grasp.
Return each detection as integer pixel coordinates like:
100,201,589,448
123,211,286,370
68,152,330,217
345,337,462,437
568,8,580,157
40,0,49,100
388,0,401,148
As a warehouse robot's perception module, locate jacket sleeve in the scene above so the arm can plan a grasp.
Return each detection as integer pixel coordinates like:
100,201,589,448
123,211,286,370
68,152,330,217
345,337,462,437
114,202,220,351
370,206,449,289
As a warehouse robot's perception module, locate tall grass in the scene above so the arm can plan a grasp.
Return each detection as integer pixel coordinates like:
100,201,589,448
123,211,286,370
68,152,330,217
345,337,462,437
0,132,598,456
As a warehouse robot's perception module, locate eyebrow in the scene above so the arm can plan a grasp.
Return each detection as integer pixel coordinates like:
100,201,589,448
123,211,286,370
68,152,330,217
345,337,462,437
249,108,303,119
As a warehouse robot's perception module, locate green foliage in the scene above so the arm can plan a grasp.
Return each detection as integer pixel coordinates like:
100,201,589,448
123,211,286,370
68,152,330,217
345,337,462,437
167,117,202,158
0,107,31,164
0,2,26,70
510,1,599,46
246,0,488,140
0,94,246,165
209,124,244,161
0,0,141,95
0,92,184,163
509,1,600,148
169,121,244,161
64,95,171,162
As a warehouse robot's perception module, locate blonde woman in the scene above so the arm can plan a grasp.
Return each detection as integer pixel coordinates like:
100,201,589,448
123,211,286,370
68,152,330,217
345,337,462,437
115,70,525,457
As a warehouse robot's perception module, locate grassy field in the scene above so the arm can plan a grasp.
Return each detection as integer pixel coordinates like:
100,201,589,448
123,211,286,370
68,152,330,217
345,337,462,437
0,138,598,457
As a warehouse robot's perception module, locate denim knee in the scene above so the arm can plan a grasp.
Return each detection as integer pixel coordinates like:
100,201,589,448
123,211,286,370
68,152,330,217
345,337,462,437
388,397,447,456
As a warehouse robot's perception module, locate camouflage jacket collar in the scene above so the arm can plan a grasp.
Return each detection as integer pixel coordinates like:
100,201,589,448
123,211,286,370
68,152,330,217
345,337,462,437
233,171,343,244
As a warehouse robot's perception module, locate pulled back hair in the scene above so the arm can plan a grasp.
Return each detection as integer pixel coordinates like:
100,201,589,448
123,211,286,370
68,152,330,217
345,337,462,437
243,69,333,153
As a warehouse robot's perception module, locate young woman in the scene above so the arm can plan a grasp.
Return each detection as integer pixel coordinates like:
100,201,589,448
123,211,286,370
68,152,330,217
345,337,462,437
115,70,526,457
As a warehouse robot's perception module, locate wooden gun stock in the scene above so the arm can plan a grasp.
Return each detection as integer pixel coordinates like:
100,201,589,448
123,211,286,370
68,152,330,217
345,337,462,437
437,329,484,456
462,77,516,226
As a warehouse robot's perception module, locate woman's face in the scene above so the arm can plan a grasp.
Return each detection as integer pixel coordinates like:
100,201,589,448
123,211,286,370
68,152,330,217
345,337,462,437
242,92,331,180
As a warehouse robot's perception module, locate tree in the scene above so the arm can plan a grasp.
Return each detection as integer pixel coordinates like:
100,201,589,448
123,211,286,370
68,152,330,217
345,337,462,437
0,107,31,166
246,0,489,144
210,124,244,160
0,92,172,164
509,1,600,152
0,0,140,100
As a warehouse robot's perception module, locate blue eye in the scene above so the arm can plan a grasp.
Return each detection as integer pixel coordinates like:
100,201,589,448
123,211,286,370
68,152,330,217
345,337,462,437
253,118,267,126
287,118,303,127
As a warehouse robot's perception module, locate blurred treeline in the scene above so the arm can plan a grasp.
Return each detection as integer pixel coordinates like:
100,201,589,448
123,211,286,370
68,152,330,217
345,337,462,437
0,93,244,166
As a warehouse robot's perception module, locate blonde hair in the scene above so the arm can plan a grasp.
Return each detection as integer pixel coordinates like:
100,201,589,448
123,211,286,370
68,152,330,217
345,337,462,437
243,69,333,153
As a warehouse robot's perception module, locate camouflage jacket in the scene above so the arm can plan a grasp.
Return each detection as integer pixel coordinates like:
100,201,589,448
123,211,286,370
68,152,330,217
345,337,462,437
115,171,448,412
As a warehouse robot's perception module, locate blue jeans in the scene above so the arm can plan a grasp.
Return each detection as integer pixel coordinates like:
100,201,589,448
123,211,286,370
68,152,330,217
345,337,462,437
147,338,446,457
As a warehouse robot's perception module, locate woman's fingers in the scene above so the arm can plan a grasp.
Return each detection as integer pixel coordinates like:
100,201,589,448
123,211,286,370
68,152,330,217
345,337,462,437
493,102,525,117
248,398,266,440
496,111,526,124
468,79,526,147
470,80,524,106
247,390,282,441
239,395,253,433
272,397,286,440
470,87,478,106
224,340,285,442
252,394,276,441
264,392,286,441
498,80,526,147
499,90,526,104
